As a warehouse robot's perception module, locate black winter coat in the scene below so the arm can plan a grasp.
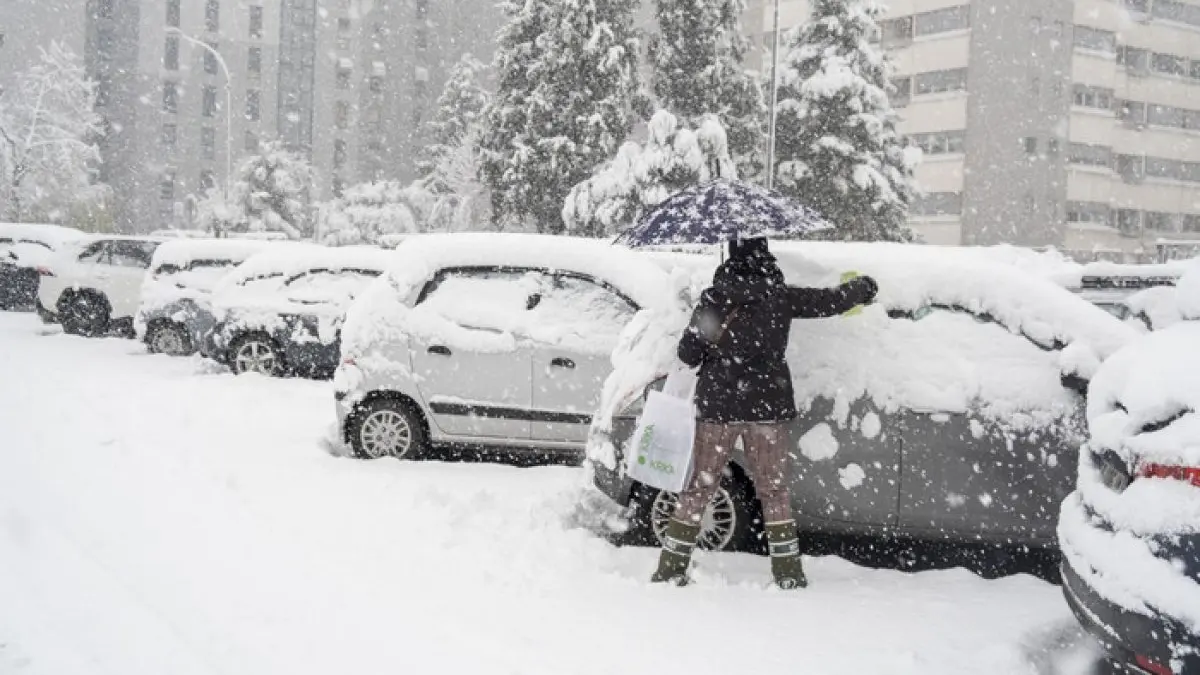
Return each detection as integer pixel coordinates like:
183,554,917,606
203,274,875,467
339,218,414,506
678,251,877,423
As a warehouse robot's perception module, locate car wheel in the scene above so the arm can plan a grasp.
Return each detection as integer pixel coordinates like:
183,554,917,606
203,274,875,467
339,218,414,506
60,292,110,337
348,398,428,461
629,472,762,552
146,322,194,356
229,333,284,376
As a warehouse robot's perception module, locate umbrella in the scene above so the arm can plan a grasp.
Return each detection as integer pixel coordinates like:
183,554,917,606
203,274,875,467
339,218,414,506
616,180,833,248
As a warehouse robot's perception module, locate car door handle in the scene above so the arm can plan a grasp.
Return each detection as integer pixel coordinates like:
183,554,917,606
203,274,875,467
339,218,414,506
551,357,575,369
428,345,452,356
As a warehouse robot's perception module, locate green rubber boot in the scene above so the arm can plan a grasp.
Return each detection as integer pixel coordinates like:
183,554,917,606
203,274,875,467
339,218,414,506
650,518,702,586
766,521,808,590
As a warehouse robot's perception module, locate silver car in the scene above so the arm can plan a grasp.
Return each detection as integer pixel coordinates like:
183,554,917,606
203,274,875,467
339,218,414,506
588,242,1139,554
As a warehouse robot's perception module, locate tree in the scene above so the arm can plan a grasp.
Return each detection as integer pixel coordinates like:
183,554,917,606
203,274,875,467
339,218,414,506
420,54,490,182
563,110,736,237
422,127,492,232
649,0,766,179
479,0,647,234
318,181,421,246
229,141,313,239
773,0,918,242
0,42,104,222
195,187,244,237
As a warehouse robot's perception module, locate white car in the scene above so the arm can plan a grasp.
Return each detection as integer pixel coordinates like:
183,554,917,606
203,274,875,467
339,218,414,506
38,235,167,336
1059,264,1200,674
0,222,88,311
134,238,281,355
333,233,682,460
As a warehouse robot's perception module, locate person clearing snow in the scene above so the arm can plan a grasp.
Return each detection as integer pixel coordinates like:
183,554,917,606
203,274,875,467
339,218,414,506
651,236,878,589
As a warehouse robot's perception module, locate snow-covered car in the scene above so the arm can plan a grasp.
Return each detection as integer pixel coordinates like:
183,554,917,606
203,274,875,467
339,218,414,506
0,222,88,311
333,233,682,461
206,245,392,378
37,235,167,336
1058,266,1200,675
134,239,280,356
1052,260,1191,330
588,242,1138,554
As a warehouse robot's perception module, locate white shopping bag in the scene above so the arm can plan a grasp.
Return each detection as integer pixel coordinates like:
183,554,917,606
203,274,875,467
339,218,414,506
627,369,698,493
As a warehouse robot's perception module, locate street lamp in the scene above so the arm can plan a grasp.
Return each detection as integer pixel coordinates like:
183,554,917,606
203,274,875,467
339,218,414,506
165,26,233,235
766,0,782,190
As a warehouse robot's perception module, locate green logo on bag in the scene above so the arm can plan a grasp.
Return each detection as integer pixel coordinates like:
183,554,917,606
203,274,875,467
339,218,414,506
637,455,647,465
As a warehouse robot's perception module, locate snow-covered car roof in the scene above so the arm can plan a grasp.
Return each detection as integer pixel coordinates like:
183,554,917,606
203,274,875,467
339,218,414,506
219,245,393,288
0,222,89,250
1050,259,1193,291
149,239,285,273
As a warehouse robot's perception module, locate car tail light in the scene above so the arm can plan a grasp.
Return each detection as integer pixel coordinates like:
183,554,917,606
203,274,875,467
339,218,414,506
341,357,356,367
1139,462,1200,488
1134,654,1173,675
35,266,54,277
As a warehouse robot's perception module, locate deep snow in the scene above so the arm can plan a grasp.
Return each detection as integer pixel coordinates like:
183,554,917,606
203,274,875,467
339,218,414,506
0,313,1099,674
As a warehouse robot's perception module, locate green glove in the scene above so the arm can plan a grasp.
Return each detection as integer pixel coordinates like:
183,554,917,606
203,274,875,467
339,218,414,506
841,270,864,316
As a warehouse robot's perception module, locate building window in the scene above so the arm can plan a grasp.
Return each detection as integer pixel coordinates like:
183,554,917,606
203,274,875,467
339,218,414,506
1185,110,1200,131
1123,0,1150,13
1048,138,1060,156
912,192,962,217
1155,0,1200,26
1116,154,1145,183
98,0,114,19
167,0,181,27
910,130,966,155
1146,157,1184,180
202,85,218,117
162,81,179,113
337,17,352,50
1144,212,1178,233
205,0,220,32
1073,26,1115,53
1118,100,1147,127
245,130,258,152
201,127,216,159
1066,201,1111,225
204,41,220,75
200,170,216,192
161,123,177,147
161,169,176,200
1116,209,1141,236
880,17,913,46
1151,52,1187,76
337,60,353,89
913,68,968,95
1148,104,1186,128
1071,84,1113,110
1183,214,1200,233
250,5,263,38
891,77,911,107
369,76,383,93
332,176,345,198
245,89,260,121
1022,136,1038,155
1191,60,1200,80
333,139,347,168
914,5,969,36
335,101,350,129
1067,142,1112,167
164,36,180,70
248,47,262,74
1117,46,1150,73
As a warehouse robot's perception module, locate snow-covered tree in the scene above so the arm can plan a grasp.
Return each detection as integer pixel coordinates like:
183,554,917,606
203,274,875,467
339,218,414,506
480,0,647,234
422,127,492,231
649,0,766,179
195,187,244,237
773,0,918,242
0,42,104,222
229,141,313,239
319,181,421,246
420,54,490,180
563,110,736,237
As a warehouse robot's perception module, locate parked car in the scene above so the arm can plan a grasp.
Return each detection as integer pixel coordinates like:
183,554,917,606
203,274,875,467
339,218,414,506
37,235,166,336
206,245,392,378
0,223,87,311
587,242,1138,554
1052,260,1191,330
135,239,279,356
1059,266,1200,675
333,233,681,461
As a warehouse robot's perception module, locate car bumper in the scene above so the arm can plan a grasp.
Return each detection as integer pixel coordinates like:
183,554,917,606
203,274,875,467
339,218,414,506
1062,557,1199,673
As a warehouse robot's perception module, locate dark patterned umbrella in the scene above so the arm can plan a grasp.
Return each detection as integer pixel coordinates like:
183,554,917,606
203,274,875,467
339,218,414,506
616,180,833,247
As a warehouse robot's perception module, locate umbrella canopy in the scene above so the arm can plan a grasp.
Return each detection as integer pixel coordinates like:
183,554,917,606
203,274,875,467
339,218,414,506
616,180,833,247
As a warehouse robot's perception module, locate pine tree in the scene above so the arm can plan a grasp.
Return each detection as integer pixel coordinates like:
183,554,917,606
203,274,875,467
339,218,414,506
420,54,490,185
479,0,647,234
649,0,765,179
230,141,313,239
773,0,918,242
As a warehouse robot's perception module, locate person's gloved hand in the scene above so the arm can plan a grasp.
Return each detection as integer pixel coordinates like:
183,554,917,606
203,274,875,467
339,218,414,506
843,275,879,306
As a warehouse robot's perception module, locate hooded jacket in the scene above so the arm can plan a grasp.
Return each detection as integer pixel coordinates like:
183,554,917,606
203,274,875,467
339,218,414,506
678,239,877,423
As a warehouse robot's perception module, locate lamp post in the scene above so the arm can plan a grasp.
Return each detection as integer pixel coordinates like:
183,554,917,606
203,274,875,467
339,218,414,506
166,27,233,236
766,0,782,190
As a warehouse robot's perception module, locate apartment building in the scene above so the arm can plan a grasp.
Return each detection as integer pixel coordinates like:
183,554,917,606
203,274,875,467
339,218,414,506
746,0,1200,261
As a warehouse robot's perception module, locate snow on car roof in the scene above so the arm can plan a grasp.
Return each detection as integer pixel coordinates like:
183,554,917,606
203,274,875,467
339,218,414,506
150,238,288,271
0,222,89,249
222,244,394,286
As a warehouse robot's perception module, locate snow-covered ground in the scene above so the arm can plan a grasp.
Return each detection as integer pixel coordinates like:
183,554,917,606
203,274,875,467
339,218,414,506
0,312,1101,674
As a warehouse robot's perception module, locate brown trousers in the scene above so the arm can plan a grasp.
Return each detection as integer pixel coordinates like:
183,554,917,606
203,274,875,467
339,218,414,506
672,421,792,525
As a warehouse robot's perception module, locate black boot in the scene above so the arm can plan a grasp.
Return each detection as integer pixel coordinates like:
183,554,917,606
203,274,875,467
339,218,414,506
651,518,701,586
766,521,807,589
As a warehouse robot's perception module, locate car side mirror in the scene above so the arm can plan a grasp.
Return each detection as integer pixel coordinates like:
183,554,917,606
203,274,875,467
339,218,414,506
526,293,542,311
1061,373,1089,398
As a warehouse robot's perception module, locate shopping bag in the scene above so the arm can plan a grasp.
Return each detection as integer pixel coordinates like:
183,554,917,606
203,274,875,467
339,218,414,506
627,372,697,493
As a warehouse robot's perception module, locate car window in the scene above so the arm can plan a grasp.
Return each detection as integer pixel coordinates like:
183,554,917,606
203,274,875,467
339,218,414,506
107,241,157,269
17,239,52,250
284,269,380,304
891,304,1063,351
528,274,637,349
418,268,541,334
77,242,109,263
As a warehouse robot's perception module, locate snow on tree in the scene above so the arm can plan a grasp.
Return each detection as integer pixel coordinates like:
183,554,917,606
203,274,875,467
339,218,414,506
229,141,313,240
422,127,492,232
318,181,421,246
195,187,245,237
563,110,737,237
0,42,105,222
479,0,647,234
649,0,766,179
420,54,490,181
773,0,919,242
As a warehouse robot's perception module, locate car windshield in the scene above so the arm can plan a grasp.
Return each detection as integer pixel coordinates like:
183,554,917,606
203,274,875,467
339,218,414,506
284,269,380,305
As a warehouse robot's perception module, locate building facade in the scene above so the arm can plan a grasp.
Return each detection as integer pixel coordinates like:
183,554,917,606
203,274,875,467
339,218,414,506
747,0,1200,261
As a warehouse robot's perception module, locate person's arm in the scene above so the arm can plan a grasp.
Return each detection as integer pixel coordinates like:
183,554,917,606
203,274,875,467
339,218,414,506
677,304,716,367
787,276,878,319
